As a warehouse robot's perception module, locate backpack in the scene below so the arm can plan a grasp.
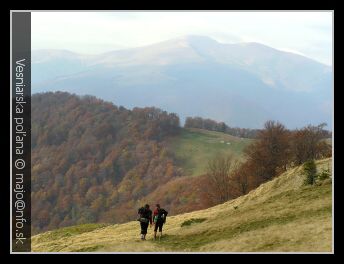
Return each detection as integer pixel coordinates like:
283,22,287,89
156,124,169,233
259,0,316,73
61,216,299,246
138,207,145,215
138,207,151,223
157,208,168,223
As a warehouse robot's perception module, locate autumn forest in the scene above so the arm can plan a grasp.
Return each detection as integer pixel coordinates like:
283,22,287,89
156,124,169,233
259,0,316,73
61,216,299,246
31,92,331,234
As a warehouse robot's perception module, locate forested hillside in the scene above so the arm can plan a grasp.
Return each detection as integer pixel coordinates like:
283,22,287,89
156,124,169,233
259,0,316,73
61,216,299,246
31,92,182,233
184,116,332,139
31,92,331,235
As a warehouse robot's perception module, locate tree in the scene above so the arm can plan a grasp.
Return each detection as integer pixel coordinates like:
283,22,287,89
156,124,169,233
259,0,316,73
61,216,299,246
303,160,317,185
202,156,237,205
290,123,332,165
184,116,260,138
231,163,250,195
90,195,105,214
244,120,290,186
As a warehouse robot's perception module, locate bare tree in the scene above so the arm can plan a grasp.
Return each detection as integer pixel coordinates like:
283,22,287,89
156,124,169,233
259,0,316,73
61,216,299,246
290,123,332,165
244,120,291,185
203,156,237,205
231,164,250,196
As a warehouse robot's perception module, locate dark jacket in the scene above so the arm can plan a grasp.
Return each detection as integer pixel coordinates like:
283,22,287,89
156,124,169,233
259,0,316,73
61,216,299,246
153,208,168,223
138,207,152,224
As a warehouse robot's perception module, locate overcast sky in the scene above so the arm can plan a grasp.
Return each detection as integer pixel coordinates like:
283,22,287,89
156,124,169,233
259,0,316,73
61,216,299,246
31,11,333,65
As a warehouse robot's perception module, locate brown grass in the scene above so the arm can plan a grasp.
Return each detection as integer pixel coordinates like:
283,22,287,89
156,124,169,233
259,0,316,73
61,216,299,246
32,158,332,252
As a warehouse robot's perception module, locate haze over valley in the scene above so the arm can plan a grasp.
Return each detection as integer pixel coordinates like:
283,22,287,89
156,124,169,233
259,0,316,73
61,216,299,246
32,35,332,129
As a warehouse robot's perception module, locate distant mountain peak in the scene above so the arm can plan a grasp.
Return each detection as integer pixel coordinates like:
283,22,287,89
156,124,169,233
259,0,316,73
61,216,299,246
154,35,220,50
32,36,332,128
178,34,218,42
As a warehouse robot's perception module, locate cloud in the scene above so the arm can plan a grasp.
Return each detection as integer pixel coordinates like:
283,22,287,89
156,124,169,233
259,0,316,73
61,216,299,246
31,11,333,64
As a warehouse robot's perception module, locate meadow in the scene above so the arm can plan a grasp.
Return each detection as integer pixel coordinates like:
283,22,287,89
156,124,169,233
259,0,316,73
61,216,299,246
32,158,332,252
167,128,253,176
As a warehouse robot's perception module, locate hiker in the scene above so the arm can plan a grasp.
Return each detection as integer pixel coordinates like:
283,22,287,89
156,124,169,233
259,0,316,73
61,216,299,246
137,204,152,240
153,204,168,240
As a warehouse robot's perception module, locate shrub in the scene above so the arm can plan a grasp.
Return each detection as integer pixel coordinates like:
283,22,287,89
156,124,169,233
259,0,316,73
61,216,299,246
317,168,331,181
303,160,317,185
181,218,207,227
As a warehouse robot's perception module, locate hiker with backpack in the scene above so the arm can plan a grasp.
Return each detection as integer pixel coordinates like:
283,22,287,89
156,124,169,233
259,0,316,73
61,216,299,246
137,204,152,240
153,204,168,240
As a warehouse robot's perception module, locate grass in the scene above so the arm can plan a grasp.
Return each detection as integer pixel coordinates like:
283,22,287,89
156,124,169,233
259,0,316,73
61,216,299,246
33,223,110,244
32,158,332,252
167,128,253,176
181,218,207,227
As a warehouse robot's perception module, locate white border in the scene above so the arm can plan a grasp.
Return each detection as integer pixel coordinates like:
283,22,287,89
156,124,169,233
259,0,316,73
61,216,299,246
331,9,334,255
10,10,334,254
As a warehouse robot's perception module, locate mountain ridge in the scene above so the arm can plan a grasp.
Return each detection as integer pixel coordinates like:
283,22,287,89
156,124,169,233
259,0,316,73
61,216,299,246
32,35,331,66
32,35,332,129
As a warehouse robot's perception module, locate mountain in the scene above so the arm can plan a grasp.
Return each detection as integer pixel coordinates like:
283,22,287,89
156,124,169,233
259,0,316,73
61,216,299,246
31,158,332,252
32,35,332,129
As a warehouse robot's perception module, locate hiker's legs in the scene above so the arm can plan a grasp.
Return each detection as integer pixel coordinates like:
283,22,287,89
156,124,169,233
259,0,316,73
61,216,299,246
154,222,158,239
140,222,144,239
140,222,149,240
158,221,163,239
143,222,148,239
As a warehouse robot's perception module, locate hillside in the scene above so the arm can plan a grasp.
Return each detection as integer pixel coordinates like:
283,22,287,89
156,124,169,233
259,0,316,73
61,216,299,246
167,128,252,176
32,158,332,252
31,92,182,233
31,92,250,234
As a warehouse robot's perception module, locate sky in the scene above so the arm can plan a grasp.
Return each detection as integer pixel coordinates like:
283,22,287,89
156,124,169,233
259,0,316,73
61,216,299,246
31,11,333,65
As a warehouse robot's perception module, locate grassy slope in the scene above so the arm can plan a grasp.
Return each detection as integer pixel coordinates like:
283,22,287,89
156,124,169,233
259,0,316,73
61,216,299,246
167,128,253,176
32,158,332,252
